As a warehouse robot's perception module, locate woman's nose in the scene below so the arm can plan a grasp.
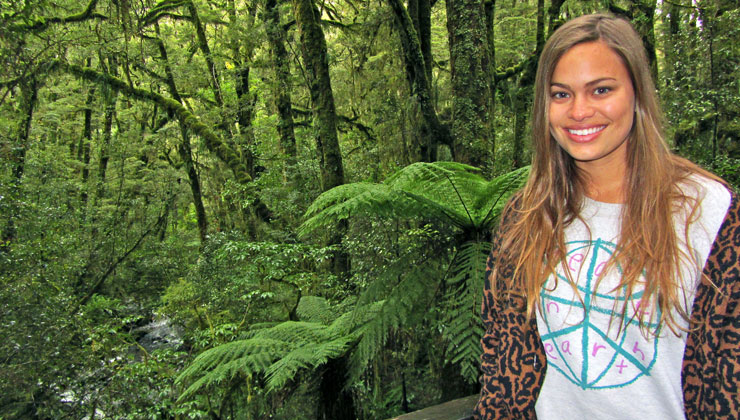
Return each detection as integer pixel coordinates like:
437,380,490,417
568,95,595,121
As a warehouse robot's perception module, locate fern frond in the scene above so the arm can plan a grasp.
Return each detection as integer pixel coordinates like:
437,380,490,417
346,263,439,383
442,240,490,383
300,163,529,238
299,183,408,236
387,162,487,228
476,166,530,228
264,334,356,390
296,295,337,324
176,316,370,401
328,300,383,337
176,337,290,400
250,321,330,344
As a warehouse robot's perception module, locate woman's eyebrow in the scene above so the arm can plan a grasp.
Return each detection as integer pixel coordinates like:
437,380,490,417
549,77,618,89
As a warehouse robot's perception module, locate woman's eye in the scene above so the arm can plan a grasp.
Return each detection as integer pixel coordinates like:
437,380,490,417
551,91,568,99
594,87,611,95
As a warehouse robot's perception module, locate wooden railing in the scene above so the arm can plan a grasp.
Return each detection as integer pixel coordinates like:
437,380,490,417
386,394,478,420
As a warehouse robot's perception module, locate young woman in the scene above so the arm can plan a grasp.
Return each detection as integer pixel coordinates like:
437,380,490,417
474,14,739,419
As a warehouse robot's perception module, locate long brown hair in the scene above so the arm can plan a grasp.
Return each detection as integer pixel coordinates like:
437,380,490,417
497,13,721,334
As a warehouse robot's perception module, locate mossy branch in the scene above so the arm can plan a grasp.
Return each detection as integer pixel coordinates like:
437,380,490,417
9,0,108,32
55,61,251,184
494,53,535,82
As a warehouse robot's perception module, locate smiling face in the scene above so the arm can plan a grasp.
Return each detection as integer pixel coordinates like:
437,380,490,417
548,41,636,179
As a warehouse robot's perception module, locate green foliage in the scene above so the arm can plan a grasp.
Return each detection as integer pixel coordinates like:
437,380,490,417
442,241,489,380
302,161,529,234
176,297,380,400
160,235,337,337
346,263,440,383
301,162,529,383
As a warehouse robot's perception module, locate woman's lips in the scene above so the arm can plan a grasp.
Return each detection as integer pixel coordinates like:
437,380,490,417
564,125,606,143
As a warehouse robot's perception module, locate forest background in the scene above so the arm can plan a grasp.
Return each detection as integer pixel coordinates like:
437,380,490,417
1,0,738,418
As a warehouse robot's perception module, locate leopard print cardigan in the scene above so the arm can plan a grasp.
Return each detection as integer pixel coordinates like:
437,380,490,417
474,193,740,419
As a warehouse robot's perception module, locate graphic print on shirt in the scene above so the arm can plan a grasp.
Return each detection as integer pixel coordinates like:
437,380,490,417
539,238,661,390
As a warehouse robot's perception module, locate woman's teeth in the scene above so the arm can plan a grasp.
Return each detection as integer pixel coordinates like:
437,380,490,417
568,126,605,136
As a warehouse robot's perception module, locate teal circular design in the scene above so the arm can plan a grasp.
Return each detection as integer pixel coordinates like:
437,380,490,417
539,238,660,390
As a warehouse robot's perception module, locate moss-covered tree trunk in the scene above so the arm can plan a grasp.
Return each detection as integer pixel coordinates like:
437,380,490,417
387,0,453,162
485,0,496,165
293,0,349,275
264,0,297,166
407,0,433,85
446,0,494,169
631,0,658,83
406,0,435,161
97,56,117,200
293,0,345,193
186,0,224,109
609,0,658,82
227,1,274,232
227,1,258,179
79,80,95,206
512,0,548,169
664,2,680,88
1,78,38,254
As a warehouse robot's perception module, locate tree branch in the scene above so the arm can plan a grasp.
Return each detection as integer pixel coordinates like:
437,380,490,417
661,0,697,9
9,0,107,32
494,53,535,82
53,60,252,185
607,3,632,19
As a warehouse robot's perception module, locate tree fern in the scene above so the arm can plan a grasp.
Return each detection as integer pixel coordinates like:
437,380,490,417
300,162,529,385
301,162,528,235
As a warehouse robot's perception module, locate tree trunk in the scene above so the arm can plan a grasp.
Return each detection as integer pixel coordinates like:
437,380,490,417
186,0,224,109
265,0,297,166
155,23,209,243
663,1,680,88
547,0,566,36
407,0,433,84
293,0,345,192
485,0,496,166
292,4,353,416
97,55,117,200
293,0,349,275
318,357,355,420
1,78,38,254
631,0,658,83
228,1,259,179
387,0,452,161
227,1,273,232
511,0,549,169
79,79,95,207
609,0,658,82
177,126,209,243
446,0,494,169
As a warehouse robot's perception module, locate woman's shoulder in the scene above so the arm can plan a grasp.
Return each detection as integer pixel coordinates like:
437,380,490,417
682,172,733,212
678,173,735,243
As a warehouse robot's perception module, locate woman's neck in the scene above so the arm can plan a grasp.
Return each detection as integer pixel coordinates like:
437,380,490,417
584,183,625,203
579,163,627,204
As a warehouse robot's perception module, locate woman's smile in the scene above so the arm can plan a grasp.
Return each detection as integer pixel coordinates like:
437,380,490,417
565,125,606,141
